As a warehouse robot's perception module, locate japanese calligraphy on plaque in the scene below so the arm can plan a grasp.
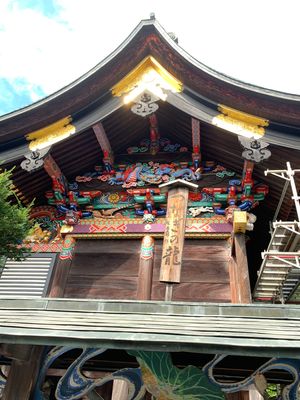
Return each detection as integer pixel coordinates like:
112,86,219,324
160,187,189,283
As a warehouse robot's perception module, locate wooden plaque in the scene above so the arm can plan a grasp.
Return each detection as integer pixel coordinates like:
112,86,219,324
160,187,189,283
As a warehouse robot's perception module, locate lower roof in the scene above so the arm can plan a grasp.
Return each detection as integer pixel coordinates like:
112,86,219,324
0,298,300,358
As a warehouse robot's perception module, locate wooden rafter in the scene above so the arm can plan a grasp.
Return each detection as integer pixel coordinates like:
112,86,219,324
92,122,113,163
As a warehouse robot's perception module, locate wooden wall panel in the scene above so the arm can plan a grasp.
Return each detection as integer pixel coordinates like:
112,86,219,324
74,239,141,254
152,239,231,302
64,275,138,299
63,239,231,302
152,282,231,302
70,254,140,277
64,240,140,300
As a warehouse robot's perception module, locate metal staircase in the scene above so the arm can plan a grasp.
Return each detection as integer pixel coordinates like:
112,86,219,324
253,162,300,303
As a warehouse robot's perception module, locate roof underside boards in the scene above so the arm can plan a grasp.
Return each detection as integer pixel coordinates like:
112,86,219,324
169,91,300,150
1,102,299,221
1,18,300,147
0,298,300,357
1,90,299,172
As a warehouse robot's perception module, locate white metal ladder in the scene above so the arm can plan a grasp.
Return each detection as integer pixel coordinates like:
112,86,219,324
253,162,300,303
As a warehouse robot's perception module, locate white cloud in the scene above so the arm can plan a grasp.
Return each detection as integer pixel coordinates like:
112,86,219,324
0,0,300,115
0,2,72,94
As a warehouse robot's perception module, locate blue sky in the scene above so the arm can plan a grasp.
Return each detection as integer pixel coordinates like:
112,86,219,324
15,0,60,17
0,78,45,115
1,0,300,117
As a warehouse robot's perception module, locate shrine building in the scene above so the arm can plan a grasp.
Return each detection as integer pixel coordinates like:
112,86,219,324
0,15,300,400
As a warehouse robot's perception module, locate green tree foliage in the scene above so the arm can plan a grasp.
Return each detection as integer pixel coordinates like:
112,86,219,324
0,169,32,261
265,383,281,399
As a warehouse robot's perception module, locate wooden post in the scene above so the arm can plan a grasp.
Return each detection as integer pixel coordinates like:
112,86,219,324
159,179,198,300
137,235,154,300
113,237,155,399
112,236,154,399
0,344,32,362
2,346,43,400
1,207,73,399
47,257,72,298
2,160,70,399
164,283,173,301
48,231,76,297
226,392,250,400
229,233,252,303
48,235,75,297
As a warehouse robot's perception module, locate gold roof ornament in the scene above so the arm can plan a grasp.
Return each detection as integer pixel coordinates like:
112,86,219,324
112,56,182,117
212,105,269,139
27,117,76,151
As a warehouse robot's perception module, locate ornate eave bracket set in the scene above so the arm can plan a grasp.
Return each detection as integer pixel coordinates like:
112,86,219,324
19,57,272,252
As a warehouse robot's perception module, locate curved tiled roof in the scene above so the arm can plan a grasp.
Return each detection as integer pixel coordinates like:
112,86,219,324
1,17,300,144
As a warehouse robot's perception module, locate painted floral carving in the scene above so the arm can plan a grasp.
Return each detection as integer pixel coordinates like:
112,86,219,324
129,350,225,400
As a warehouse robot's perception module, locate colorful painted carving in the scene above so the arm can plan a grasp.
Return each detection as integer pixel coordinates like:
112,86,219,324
28,206,63,243
188,206,214,217
140,235,154,260
203,167,268,216
20,147,51,172
204,354,300,400
103,149,113,173
76,161,202,188
35,348,300,400
60,217,233,237
23,225,52,244
239,137,271,162
131,188,166,221
60,235,76,260
31,129,268,232
0,370,6,395
130,350,225,400
127,137,186,155
56,349,144,400
34,347,145,400
46,178,101,224
41,159,268,229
